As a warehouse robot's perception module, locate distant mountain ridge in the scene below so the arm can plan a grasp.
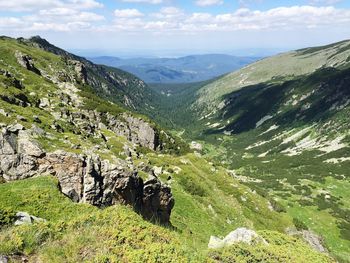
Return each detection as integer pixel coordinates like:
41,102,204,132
89,54,260,83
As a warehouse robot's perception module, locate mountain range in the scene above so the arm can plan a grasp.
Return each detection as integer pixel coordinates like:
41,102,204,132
89,54,259,84
1,36,349,262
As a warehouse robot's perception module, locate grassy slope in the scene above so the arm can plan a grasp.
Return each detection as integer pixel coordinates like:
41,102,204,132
142,41,350,262
195,39,350,113
0,173,333,262
0,37,335,262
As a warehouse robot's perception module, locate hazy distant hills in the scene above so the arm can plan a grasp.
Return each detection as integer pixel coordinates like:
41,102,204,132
89,54,260,83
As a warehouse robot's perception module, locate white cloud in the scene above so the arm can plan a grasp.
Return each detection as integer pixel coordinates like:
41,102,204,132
0,0,103,12
195,0,223,7
308,0,342,5
120,0,163,4
1,4,350,36
114,9,144,18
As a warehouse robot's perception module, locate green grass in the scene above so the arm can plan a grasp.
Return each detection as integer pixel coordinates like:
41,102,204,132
0,176,196,262
0,175,333,262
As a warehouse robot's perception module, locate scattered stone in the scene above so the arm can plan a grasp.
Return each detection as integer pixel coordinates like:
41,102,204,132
7,123,24,132
14,212,46,225
190,141,203,151
39,98,50,108
153,166,163,176
33,115,41,123
16,115,27,122
208,228,267,249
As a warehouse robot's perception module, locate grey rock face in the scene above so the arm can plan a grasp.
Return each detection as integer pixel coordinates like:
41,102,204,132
0,126,42,181
0,126,174,224
208,227,267,249
70,60,87,84
15,51,41,75
107,113,159,150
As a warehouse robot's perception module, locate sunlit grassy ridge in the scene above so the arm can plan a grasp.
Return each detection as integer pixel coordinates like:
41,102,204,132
195,39,350,113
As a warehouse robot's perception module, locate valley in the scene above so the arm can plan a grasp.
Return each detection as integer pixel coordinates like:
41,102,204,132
146,40,350,262
0,35,348,263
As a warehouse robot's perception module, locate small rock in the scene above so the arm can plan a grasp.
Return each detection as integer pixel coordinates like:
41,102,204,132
39,98,50,108
153,166,163,176
14,212,45,225
33,115,41,123
0,109,7,117
7,123,24,132
0,255,8,263
16,115,27,122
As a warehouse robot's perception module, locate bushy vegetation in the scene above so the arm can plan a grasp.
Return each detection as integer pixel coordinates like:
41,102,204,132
208,231,334,263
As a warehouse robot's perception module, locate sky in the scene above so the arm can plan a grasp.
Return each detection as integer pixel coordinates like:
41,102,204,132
0,0,350,57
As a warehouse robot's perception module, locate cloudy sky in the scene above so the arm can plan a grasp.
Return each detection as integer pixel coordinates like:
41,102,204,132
1,0,350,56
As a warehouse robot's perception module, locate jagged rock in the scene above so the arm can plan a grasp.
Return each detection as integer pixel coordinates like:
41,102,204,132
208,228,267,249
107,113,159,150
70,60,87,83
14,211,46,225
153,166,163,176
15,51,41,75
39,151,85,201
0,127,42,181
39,98,50,108
141,178,174,224
0,125,174,224
7,123,24,132
190,141,203,151
17,130,44,157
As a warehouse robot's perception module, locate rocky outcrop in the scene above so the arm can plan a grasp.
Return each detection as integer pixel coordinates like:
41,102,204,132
15,51,41,75
70,60,87,84
0,125,174,224
107,113,159,150
208,227,267,249
0,124,44,181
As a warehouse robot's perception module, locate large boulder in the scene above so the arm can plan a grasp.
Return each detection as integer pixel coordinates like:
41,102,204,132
141,178,174,224
208,228,267,249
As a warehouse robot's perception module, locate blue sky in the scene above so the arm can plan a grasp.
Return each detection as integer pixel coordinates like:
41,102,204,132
0,0,349,57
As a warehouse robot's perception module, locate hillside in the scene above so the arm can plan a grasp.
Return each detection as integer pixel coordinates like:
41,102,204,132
149,40,350,262
0,36,331,262
89,55,259,84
